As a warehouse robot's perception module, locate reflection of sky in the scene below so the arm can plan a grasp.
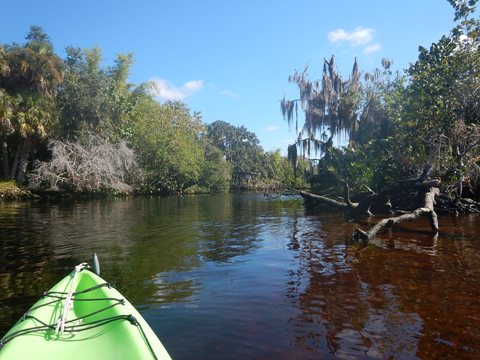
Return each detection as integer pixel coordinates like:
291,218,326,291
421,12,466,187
285,212,480,359
360,301,422,358
2,197,480,359
285,214,425,359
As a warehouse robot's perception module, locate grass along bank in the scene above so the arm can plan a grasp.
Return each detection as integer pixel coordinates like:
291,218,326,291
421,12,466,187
0,181,36,201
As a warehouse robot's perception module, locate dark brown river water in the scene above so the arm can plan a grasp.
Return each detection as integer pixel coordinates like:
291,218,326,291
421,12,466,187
1,194,479,359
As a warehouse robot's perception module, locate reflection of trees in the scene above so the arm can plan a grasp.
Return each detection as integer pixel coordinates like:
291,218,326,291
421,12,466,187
197,222,261,263
147,194,279,305
354,241,480,359
286,215,372,357
0,194,275,335
4,195,480,358
285,212,480,359
195,193,277,263
0,202,65,336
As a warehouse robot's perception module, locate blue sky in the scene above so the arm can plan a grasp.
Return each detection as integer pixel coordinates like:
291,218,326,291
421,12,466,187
1,0,458,153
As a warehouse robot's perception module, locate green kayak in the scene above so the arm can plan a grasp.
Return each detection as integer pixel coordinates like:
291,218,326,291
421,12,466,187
0,260,172,360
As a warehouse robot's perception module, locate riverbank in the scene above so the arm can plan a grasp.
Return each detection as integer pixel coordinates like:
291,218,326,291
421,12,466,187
0,180,294,202
0,181,37,201
0,181,142,201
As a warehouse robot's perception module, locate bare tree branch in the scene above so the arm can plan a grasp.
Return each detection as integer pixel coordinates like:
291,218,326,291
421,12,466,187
28,133,139,193
354,187,440,243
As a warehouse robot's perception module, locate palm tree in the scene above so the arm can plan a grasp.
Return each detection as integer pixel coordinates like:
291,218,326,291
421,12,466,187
0,46,10,78
10,93,54,181
0,89,16,178
3,27,63,96
0,26,63,181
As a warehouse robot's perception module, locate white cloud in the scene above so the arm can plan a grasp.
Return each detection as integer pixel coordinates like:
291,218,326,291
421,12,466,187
364,43,381,54
328,27,374,46
184,80,203,91
264,125,279,132
149,78,204,101
220,89,239,99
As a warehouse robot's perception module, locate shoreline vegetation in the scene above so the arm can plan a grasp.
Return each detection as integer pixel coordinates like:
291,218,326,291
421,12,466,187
0,28,305,196
0,181,36,201
0,180,291,202
271,1,480,241
2,1,480,242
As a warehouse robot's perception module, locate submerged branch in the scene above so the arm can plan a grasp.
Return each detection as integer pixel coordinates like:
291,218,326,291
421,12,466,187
298,165,444,243
299,191,348,210
354,187,440,243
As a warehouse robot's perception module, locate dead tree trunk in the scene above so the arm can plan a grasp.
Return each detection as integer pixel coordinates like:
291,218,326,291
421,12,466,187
353,187,439,243
299,164,440,215
299,191,348,210
298,164,443,243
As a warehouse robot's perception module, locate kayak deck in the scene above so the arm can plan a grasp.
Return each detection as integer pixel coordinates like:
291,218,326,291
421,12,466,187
0,267,171,360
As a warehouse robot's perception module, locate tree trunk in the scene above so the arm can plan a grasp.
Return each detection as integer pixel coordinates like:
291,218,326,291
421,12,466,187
16,149,30,184
354,187,440,243
300,165,440,217
10,139,24,180
299,191,348,210
456,143,463,200
1,136,9,179
297,164,444,243
454,140,480,200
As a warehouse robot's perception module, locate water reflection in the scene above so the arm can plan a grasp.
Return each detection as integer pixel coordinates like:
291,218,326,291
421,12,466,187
286,212,480,359
1,196,480,359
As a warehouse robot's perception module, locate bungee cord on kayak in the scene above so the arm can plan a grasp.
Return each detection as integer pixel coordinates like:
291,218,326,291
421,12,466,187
0,259,170,360
0,276,158,360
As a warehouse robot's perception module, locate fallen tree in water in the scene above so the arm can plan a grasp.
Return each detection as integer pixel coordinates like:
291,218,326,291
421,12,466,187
353,187,439,244
298,165,450,243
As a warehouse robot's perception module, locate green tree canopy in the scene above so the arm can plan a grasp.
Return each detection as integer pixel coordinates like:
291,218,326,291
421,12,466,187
0,26,64,181
128,97,206,193
58,47,136,139
399,0,480,197
207,120,265,187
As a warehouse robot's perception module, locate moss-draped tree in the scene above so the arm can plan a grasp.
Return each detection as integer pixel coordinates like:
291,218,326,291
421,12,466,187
281,56,361,164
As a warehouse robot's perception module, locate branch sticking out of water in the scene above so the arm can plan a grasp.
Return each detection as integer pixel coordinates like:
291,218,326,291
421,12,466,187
353,187,440,244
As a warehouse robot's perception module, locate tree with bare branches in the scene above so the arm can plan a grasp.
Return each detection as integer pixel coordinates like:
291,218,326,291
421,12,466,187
28,133,138,193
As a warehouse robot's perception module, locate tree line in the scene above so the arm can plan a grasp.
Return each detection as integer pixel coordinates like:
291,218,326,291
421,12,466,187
282,0,480,205
0,27,303,195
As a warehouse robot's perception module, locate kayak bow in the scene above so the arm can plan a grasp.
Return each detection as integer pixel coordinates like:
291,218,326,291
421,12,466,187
0,261,172,360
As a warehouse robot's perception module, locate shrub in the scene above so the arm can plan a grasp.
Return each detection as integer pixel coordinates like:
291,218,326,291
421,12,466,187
28,133,138,193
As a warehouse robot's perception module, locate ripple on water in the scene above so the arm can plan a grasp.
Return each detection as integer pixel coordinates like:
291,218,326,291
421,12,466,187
2,197,480,359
